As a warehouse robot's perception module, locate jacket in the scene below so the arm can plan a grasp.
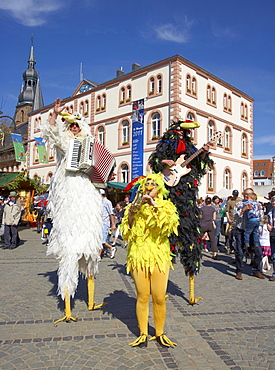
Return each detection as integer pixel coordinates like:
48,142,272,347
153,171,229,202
2,201,21,226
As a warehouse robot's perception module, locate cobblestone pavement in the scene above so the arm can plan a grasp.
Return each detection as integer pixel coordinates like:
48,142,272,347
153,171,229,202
0,227,275,370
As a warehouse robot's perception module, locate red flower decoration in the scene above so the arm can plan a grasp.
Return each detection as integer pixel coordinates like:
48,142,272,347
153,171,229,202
194,180,198,187
176,191,182,195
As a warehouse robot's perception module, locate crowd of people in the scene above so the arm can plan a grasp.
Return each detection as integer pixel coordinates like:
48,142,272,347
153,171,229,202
198,188,275,282
1,101,275,346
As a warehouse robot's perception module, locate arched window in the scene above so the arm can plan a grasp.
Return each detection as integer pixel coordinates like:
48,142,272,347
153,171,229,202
121,164,129,183
85,100,89,114
187,113,195,139
151,113,160,138
211,87,216,104
260,170,265,177
224,169,231,189
120,87,125,104
122,120,129,144
126,85,131,101
244,104,248,119
98,126,105,145
224,127,230,149
157,75,162,93
97,96,101,110
102,94,106,109
207,85,211,101
223,94,227,109
208,121,214,142
79,101,84,115
241,102,244,117
228,95,232,111
150,77,155,93
241,133,247,155
191,77,196,94
208,168,214,190
186,74,191,91
254,170,259,177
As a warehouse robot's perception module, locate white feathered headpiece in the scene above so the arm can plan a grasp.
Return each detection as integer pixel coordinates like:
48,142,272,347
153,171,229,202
59,111,91,137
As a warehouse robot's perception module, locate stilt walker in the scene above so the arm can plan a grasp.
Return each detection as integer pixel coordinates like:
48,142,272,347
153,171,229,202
42,98,109,323
121,174,179,347
148,120,215,304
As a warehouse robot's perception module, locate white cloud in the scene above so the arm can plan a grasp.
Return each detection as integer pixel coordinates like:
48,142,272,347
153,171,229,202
153,17,194,44
0,0,64,26
211,23,236,38
254,136,275,145
253,155,274,160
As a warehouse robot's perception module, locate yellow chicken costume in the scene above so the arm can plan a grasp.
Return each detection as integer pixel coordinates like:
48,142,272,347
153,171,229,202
121,174,179,347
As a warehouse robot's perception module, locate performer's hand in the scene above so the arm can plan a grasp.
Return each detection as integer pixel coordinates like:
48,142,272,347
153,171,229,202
143,194,156,206
161,159,176,167
53,98,66,115
203,144,210,152
108,172,116,181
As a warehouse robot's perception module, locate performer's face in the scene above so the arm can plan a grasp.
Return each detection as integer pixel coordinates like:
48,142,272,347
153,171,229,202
69,122,81,135
174,126,184,138
145,179,159,198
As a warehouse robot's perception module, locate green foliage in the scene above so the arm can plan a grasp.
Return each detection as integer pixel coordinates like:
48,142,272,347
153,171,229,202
7,173,48,194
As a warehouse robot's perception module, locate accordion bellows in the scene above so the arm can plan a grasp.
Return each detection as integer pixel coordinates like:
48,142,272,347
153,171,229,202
66,136,115,188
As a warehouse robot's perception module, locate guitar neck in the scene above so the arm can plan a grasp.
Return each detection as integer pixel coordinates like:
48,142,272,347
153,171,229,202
181,147,204,168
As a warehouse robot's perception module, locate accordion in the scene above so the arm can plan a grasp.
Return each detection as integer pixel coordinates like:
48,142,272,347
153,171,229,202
66,136,116,188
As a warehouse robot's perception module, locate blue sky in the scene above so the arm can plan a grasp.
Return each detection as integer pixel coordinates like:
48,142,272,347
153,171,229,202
0,0,274,159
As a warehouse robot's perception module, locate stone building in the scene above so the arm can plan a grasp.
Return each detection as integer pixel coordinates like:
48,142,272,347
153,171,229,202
28,54,253,196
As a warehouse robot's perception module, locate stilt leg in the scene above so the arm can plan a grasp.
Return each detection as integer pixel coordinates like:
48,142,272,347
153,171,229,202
54,287,78,324
87,275,107,310
189,272,203,305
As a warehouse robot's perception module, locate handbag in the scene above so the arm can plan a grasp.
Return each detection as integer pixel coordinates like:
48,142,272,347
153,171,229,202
0,224,4,236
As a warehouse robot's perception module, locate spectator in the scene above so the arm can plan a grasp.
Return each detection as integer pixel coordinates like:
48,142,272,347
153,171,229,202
258,215,271,272
112,201,126,247
212,195,222,247
226,190,242,252
233,188,264,280
2,191,21,250
100,189,117,259
267,195,275,281
242,192,261,251
200,196,218,260
0,196,5,246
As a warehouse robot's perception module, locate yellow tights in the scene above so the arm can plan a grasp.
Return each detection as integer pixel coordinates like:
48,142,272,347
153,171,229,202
131,263,169,337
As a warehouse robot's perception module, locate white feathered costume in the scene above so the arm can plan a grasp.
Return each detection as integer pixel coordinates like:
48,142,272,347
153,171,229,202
42,112,102,302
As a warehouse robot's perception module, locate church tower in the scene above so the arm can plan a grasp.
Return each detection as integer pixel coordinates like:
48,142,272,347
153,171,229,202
14,38,44,125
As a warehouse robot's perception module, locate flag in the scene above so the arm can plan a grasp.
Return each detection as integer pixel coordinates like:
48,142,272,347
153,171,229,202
11,133,26,162
34,138,48,163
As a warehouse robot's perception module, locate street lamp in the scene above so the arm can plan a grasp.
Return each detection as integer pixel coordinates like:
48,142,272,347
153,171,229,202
0,114,17,131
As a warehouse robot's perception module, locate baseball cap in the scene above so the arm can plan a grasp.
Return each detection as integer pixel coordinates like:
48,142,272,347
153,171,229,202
232,190,239,195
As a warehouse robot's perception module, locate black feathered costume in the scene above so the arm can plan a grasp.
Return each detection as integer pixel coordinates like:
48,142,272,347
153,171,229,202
149,120,214,275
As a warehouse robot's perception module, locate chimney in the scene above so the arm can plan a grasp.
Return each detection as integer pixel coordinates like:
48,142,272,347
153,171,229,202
132,63,140,71
116,67,124,77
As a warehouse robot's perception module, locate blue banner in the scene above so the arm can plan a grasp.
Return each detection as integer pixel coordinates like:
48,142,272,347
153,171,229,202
131,121,144,179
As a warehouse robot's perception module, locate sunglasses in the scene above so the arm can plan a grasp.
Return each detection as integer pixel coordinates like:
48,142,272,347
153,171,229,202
69,122,79,128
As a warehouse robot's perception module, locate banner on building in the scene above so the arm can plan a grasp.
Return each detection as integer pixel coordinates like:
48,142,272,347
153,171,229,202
34,137,49,164
131,99,144,180
11,133,26,162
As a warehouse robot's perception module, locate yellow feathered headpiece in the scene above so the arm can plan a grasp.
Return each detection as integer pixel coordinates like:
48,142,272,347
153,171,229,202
135,173,169,200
